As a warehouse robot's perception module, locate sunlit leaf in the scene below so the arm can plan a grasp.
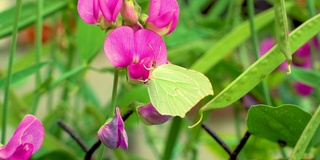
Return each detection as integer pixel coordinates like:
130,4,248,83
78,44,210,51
247,104,311,147
148,64,213,117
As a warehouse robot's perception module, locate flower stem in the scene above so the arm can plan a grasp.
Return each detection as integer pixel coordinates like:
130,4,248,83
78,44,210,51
31,0,43,115
110,68,120,117
1,0,23,144
162,117,182,160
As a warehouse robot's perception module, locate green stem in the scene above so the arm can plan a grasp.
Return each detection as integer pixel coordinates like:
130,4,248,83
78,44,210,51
247,0,272,106
109,68,120,117
248,0,286,158
290,105,320,160
95,68,120,160
31,0,43,115
162,117,182,160
1,0,23,144
97,145,105,160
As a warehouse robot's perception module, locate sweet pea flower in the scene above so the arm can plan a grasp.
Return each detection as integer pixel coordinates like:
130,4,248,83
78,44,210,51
77,0,122,29
0,114,44,160
104,26,167,81
146,0,179,35
259,37,319,96
97,107,128,149
138,103,172,125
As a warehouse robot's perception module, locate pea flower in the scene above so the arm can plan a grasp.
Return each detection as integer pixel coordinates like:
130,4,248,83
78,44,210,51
259,38,318,96
77,0,122,29
146,0,180,35
97,107,128,149
0,114,44,160
138,103,172,125
104,26,167,81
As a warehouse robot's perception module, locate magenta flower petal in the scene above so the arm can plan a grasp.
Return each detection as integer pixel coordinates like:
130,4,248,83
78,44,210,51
99,0,122,22
138,103,172,125
294,82,313,96
0,114,44,159
134,29,167,65
9,143,34,160
128,63,149,80
77,0,100,24
146,0,179,35
104,27,135,67
97,107,128,149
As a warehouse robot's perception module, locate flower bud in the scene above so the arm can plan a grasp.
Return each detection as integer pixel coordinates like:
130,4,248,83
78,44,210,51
146,0,179,35
138,103,172,125
77,0,122,30
97,107,128,149
121,0,139,25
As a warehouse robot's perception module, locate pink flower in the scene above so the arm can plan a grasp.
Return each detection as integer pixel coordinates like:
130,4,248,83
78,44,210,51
104,26,167,81
77,0,122,29
146,0,179,35
138,103,172,125
97,107,128,149
0,114,44,160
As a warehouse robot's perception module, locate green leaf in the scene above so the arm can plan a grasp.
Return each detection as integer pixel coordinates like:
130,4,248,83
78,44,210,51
247,104,311,147
290,67,320,87
201,13,320,112
0,0,70,38
76,19,106,62
274,0,292,71
148,64,213,117
0,62,49,89
190,7,276,73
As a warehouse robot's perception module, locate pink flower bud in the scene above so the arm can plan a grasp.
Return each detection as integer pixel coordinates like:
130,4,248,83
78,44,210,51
138,103,172,125
77,0,122,29
146,0,179,35
121,0,139,25
0,114,44,160
97,107,128,149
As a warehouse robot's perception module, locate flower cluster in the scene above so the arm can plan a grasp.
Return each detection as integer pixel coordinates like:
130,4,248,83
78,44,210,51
260,38,319,96
78,0,179,150
0,114,44,160
77,0,179,35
